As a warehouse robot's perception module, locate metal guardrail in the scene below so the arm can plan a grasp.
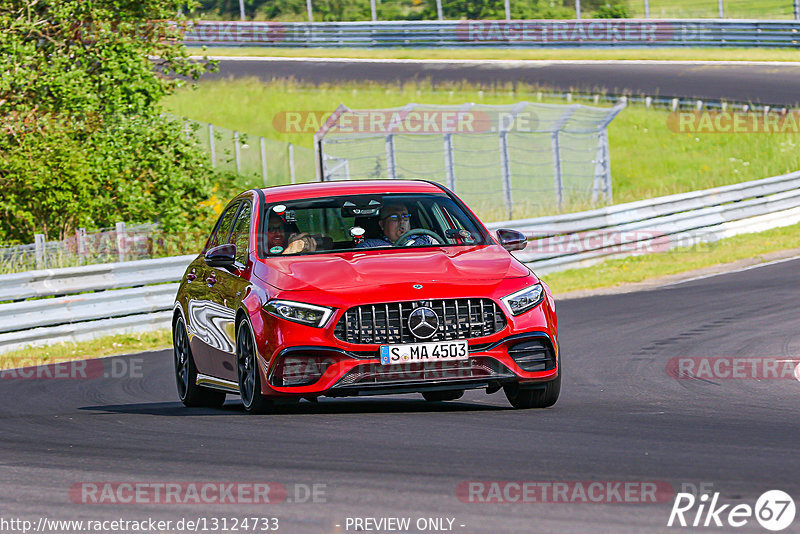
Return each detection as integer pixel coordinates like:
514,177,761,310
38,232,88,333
184,19,800,48
3,170,800,352
486,170,800,274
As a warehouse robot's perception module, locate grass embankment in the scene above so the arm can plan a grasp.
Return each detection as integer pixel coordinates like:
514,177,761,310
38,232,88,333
0,330,172,370
163,78,800,210
197,46,800,63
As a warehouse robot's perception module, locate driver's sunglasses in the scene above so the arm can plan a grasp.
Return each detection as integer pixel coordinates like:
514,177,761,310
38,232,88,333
384,213,412,222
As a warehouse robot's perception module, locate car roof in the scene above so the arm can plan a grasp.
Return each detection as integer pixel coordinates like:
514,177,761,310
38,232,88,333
259,179,445,202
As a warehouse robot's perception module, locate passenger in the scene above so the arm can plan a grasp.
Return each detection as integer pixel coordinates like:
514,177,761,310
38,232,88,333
356,203,435,248
266,212,317,255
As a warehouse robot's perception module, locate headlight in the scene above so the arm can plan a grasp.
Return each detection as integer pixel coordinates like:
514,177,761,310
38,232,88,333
501,283,544,316
264,300,334,328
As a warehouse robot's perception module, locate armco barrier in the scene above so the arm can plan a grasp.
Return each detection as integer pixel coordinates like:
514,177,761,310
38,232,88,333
2,170,800,352
183,19,800,48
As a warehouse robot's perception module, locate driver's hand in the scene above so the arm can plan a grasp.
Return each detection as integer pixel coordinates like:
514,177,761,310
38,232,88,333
284,233,317,254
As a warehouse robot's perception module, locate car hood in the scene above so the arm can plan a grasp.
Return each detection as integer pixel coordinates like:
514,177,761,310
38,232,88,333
254,245,530,292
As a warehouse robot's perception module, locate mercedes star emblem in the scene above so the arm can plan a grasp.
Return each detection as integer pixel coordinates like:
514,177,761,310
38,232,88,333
408,307,439,339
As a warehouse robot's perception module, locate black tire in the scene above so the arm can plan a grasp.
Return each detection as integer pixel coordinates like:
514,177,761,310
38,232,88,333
422,390,464,402
173,316,226,408
503,372,561,409
237,318,272,414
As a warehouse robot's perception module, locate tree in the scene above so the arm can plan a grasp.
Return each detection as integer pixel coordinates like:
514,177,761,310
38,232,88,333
0,0,219,244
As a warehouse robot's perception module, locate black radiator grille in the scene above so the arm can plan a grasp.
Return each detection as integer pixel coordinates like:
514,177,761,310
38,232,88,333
334,298,506,345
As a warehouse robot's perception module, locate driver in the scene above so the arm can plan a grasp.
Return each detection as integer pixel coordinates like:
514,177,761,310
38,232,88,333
267,212,317,255
356,203,435,248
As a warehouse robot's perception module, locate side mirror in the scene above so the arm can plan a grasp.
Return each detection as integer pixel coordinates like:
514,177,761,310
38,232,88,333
496,229,527,252
205,244,236,269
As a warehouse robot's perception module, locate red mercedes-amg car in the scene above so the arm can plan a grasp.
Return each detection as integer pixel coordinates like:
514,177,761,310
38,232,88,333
172,180,560,412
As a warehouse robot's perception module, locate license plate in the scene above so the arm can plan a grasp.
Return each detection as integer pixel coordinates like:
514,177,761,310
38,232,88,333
379,340,468,365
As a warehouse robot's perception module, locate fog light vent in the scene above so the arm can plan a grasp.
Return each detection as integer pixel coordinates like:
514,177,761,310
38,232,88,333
508,340,555,372
270,355,335,387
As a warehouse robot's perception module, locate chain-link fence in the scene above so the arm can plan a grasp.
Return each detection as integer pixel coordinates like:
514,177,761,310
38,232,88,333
315,102,625,220
171,116,317,187
199,0,800,22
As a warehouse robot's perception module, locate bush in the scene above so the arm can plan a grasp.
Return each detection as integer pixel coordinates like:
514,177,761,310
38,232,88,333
0,0,220,244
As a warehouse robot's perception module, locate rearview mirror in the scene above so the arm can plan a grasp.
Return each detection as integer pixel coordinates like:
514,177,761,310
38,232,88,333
205,244,236,269
496,229,527,251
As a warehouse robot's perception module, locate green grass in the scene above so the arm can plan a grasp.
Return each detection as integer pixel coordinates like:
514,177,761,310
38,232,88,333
163,78,800,215
543,221,800,294
196,46,800,62
0,330,172,370
628,0,795,19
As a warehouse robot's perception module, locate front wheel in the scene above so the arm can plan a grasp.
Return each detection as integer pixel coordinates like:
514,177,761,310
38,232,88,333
503,372,561,409
237,318,272,414
173,316,226,408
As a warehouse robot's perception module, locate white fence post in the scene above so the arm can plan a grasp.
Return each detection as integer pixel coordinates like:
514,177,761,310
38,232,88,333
289,143,296,184
238,0,245,20
34,234,45,269
443,133,456,191
260,136,268,186
718,0,724,17
385,134,397,179
504,0,511,20
575,0,581,19
795,0,799,20
436,0,443,20
306,0,313,22
116,222,127,263
233,131,242,174
208,123,216,168
644,0,650,17
370,0,377,21
76,228,87,265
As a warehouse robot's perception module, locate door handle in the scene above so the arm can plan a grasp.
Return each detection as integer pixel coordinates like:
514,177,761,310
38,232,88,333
206,275,217,286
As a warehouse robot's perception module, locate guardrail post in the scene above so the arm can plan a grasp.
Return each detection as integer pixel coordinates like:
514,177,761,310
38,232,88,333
385,134,397,179
289,143,296,184
504,0,511,20
795,0,799,20
306,0,313,22
436,0,443,20
370,0,376,21
443,133,456,191
208,124,216,168
34,234,46,269
260,136,268,186
233,131,242,174
575,0,581,19
644,0,650,18
116,222,127,262
718,0,724,18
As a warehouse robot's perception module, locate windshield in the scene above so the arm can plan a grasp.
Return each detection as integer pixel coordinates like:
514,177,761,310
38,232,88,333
258,192,492,257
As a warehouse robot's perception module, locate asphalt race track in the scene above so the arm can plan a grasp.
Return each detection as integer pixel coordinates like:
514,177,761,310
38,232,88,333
2,258,799,533
206,57,800,106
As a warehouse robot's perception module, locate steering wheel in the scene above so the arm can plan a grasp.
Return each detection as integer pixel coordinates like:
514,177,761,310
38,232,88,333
394,228,445,247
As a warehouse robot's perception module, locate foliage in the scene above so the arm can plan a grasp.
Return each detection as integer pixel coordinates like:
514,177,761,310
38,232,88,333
593,2,630,18
0,0,220,244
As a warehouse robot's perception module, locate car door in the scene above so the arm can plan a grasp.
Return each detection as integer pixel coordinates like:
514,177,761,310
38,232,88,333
187,200,240,378
201,197,254,383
